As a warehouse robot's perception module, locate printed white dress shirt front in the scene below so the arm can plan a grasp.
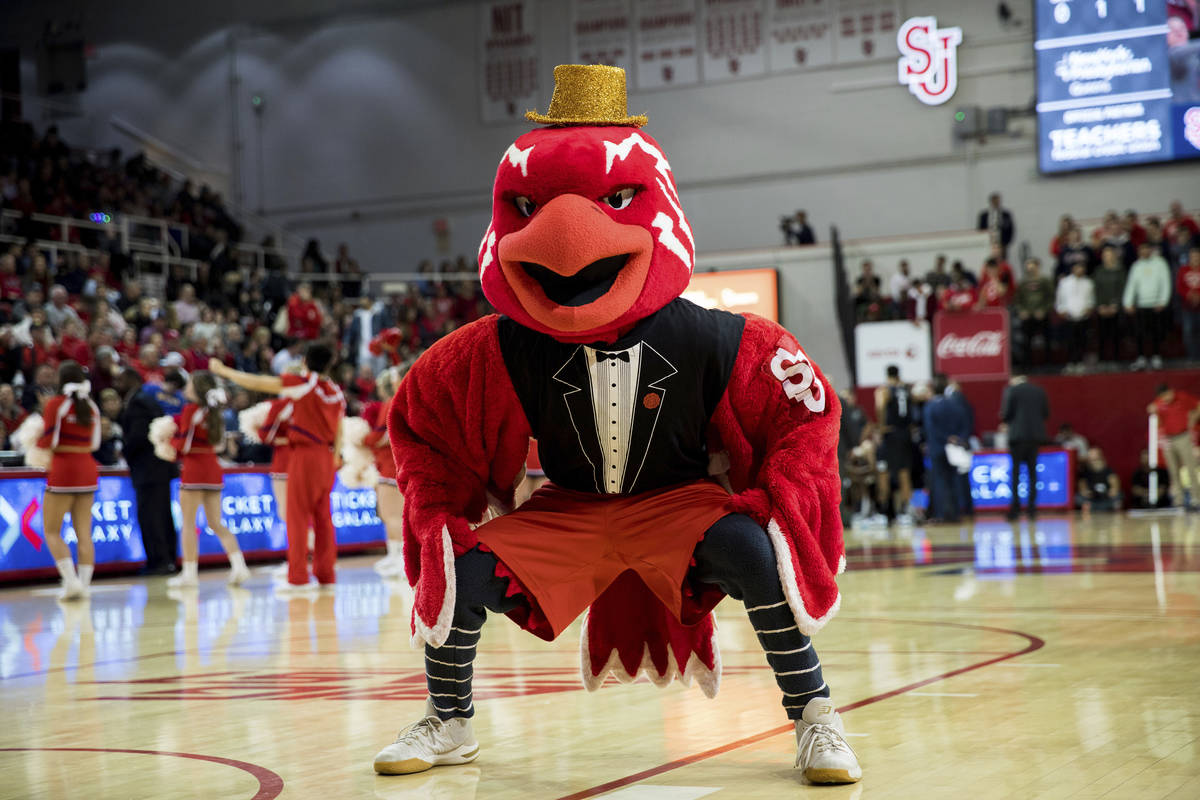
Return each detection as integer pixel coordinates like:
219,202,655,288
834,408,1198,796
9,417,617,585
584,343,642,493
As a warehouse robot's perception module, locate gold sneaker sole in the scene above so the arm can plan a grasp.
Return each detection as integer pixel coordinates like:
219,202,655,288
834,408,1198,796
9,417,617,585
804,767,861,784
374,745,480,775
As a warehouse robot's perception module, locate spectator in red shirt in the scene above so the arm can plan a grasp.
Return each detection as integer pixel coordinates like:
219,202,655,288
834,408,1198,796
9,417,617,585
0,254,22,302
1049,215,1075,258
134,343,163,383
943,279,978,312
58,319,92,370
984,242,1015,286
975,259,1012,308
116,328,140,365
1122,210,1147,249
286,282,323,340
1148,384,1200,509
1163,200,1199,243
1179,245,1200,361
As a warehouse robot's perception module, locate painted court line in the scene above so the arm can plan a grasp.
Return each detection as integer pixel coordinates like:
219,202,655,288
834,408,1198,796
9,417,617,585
555,619,1045,800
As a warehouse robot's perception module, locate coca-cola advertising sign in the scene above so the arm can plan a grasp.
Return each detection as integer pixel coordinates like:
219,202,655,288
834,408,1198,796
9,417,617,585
932,309,1010,381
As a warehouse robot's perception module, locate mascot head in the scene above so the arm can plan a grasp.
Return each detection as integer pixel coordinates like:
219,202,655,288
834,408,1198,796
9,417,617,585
478,65,694,343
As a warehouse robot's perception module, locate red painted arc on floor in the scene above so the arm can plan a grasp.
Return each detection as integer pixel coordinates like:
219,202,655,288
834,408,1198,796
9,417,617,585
554,618,1046,800
0,747,284,800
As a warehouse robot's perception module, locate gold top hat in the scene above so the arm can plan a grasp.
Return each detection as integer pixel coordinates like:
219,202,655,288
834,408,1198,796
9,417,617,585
526,64,647,127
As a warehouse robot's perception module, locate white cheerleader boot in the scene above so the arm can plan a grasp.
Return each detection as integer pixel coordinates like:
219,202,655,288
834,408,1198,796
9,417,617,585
794,696,862,784
167,560,199,588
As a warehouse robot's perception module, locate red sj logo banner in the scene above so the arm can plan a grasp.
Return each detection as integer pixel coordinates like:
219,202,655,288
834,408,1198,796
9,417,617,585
932,309,1010,381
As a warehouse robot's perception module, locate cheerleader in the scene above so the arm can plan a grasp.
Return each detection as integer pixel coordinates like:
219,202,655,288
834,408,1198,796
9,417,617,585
362,366,405,576
240,394,301,579
33,361,100,600
156,371,250,587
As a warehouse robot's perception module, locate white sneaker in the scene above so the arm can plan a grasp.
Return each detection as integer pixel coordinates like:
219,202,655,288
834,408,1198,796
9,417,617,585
228,564,251,586
794,696,862,784
274,578,318,595
1150,355,1163,370
374,555,405,578
166,572,198,588
57,578,87,601
374,699,480,775
1131,356,1147,371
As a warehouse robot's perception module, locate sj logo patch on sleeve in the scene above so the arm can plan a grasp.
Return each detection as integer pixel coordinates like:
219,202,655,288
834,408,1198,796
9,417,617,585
769,344,825,413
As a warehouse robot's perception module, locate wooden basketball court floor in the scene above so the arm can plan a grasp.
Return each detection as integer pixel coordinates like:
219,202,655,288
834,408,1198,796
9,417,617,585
1,513,1198,799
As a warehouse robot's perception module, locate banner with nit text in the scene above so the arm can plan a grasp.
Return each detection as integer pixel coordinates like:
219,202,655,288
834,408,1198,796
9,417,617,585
481,0,540,123
932,309,1011,382
634,0,700,90
570,0,634,72
833,0,900,63
700,0,768,82
766,0,834,73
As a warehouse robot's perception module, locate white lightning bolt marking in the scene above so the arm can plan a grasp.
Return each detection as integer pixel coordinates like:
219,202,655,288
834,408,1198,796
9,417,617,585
604,133,679,202
0,497,18,557
651,212,692,273
503,143,535,177
478,226,496,277
656,177,694,251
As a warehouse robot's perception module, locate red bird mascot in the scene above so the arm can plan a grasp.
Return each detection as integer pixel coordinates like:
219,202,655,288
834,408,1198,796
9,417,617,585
374,65,861,787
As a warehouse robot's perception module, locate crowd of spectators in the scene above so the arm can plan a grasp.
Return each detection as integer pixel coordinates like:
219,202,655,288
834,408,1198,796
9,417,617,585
851,199,1200,373
838,371,1199,527
0,122,490,459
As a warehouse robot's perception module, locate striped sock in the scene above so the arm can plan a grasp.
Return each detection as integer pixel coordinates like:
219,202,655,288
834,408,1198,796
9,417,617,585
425,625,481,720
746,599,828,720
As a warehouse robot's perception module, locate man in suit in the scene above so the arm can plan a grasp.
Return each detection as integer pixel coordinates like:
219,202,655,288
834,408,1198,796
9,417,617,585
117,368,180,574
923,376,969,523
945,380,976,518
1000,374,1049,520
977,192,1015,257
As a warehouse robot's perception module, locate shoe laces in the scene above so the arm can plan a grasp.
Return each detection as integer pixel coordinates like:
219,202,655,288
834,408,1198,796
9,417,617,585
393,716,452,748
795,722,856,768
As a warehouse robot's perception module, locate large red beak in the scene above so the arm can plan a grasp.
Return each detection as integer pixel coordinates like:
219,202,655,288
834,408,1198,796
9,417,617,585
498,193,653,335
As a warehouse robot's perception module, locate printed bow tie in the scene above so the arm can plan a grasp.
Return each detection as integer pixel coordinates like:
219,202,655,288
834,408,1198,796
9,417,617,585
596,350,631,363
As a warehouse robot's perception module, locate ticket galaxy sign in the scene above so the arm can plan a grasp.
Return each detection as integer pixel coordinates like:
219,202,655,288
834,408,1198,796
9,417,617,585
0,472,384,574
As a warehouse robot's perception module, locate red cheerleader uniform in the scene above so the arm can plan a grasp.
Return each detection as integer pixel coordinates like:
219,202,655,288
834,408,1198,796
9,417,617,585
174,403,224,490
39,395,101,492
362,399,397,486
280,372,346,585
259,397,294,480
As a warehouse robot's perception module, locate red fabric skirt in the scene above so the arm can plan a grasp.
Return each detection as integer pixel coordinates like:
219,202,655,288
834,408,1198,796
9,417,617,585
374,444,396,481
180,452,223,490
475,479,732,638
47,451,98,492
269,445,290,478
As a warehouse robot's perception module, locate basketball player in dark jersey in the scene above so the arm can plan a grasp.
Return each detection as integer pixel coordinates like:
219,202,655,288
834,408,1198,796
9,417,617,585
875,364,914,524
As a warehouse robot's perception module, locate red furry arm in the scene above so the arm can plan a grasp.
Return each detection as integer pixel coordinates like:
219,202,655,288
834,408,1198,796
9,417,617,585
387,316,532,643
716,314,845,579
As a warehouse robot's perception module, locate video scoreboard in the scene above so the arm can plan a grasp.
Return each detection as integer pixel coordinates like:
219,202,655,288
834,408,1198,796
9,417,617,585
1035,0,1200,172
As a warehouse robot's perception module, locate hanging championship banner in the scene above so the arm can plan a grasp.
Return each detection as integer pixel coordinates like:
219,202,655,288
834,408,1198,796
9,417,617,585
833,0,900,63
700,0,767,82
481,0,540,123
633,0,700,90
570,0,634,71
767,0,834,72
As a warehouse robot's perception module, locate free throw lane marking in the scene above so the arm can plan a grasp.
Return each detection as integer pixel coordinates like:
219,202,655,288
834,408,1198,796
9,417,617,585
600,788,721,800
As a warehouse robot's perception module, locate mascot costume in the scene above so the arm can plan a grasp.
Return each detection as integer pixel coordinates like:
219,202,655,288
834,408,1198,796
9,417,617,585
373,65,861,786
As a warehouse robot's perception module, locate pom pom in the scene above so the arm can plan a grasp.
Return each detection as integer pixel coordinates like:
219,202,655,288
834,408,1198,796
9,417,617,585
238,402,272,444
338,416,379,488
12,415,51,468
149,416,179,462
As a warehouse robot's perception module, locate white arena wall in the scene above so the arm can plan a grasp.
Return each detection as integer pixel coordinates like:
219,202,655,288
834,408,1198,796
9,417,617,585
4,0,1197,314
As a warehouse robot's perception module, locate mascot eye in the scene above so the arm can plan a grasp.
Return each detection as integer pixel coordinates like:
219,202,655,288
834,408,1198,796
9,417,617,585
514,196,537,217
601,188,636,210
